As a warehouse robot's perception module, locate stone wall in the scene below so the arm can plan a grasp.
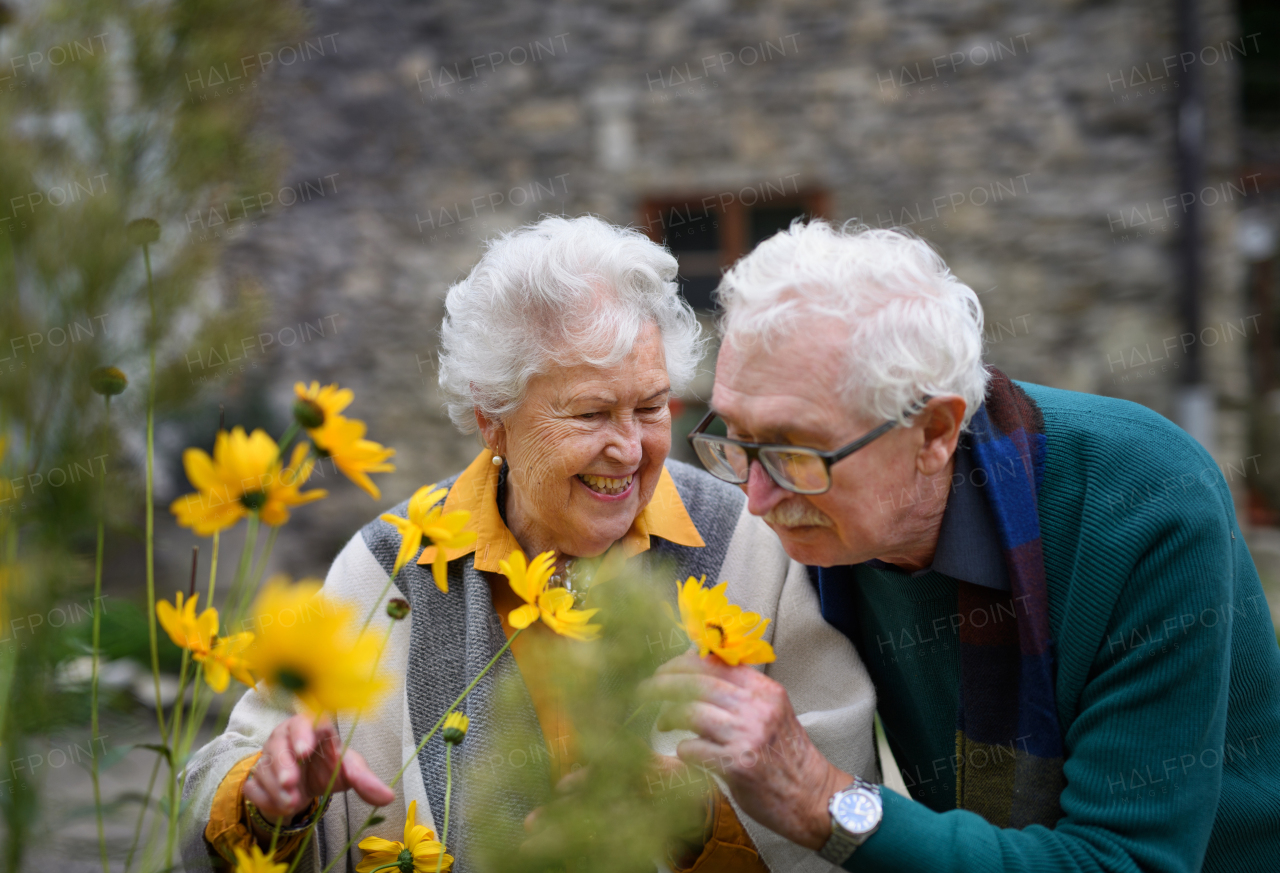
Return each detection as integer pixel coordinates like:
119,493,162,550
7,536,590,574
174,0,1253,577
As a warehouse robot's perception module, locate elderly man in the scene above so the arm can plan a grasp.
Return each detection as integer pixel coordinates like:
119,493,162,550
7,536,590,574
647,220,1280,872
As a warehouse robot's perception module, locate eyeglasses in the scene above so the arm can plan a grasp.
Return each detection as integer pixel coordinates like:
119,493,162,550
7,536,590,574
686,410,898,495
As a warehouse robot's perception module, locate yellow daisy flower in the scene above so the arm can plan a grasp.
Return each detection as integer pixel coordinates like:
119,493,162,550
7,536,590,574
380,485,476,593
233,843,287,873
295,382,396,500
170,427,327,536
201,631,256,693
356,799,452,873
156,592,217,655
675,576,775,666
156,593,257,693
294,380,355,423
243,576,387,715
499,550,602,642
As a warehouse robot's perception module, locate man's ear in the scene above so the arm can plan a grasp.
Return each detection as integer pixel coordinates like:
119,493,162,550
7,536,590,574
475,408,506,456
915,396,966,477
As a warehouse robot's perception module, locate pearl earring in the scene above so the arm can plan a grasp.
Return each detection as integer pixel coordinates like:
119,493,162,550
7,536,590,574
491,454,503,466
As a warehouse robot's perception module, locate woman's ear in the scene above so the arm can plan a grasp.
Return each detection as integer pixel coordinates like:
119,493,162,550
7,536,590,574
475,408,505,456
916,396,966,477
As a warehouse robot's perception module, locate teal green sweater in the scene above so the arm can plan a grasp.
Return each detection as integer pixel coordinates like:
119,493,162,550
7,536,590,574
817,382,1280,873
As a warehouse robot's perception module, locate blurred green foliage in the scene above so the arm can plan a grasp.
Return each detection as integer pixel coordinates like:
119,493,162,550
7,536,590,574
0,0,304,868
468,560,705,873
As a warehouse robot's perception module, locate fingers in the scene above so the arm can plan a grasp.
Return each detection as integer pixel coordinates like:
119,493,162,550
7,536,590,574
304,719,343,798
655,701,735,742
256,725,303,816
340,749,395,807
287,715,317,760
553,766,589,795
653,649,709,676
674,736,728,775
523,806,543,834
640,672,743,710
242,766,279,817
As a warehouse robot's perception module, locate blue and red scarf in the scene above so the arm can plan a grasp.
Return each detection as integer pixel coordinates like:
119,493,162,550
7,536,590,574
956,367,1065,827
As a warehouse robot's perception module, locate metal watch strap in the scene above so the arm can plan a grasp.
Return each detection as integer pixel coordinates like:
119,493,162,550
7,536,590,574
818,819,862,865
818,777,882,866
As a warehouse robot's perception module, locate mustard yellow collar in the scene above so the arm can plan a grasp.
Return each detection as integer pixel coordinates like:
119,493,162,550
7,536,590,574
418,449,704,572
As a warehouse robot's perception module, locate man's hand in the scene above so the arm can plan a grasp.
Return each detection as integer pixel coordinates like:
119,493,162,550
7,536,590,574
243,715,394,839
640,651,849,850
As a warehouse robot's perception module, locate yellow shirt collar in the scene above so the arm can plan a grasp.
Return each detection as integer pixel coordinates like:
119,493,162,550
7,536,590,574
418,448,704,572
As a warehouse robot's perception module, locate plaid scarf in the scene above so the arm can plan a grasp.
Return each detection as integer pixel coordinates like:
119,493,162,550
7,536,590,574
955,368,1065,828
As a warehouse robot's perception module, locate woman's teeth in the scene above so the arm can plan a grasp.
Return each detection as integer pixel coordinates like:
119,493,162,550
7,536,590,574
578,473,633,495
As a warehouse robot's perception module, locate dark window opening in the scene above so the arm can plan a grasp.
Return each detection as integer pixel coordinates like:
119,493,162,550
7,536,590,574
639,189,829,312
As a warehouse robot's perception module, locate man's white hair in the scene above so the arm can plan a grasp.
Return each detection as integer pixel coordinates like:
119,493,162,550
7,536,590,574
716,220,989,428
438,214,705,433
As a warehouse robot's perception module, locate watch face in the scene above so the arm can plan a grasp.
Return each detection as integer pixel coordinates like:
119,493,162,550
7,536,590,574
833,789,880,835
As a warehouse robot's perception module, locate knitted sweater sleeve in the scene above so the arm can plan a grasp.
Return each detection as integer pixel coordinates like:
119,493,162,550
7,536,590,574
846,460,1237,872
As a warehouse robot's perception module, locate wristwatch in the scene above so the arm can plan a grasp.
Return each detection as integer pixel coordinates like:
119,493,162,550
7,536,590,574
817,776,882,865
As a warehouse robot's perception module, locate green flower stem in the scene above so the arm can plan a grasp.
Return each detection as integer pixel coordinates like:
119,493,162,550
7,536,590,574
393,627,520,788
123,753,163,873
90,394,111,873
164,649,194,865
208,530,221,604
142,239,165,741
227,515,261,628
358,564,404,638
317,628,524,873
365,863,402,873
435,744,453,873
622,701,652,729
246,523,280,595
275,421,301,464
267,809,283,859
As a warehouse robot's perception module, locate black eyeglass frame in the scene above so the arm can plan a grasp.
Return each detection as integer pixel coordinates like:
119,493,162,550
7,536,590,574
686,409,899,495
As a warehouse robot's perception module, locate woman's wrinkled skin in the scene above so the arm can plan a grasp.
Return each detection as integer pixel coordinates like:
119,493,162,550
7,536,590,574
479,321,673,561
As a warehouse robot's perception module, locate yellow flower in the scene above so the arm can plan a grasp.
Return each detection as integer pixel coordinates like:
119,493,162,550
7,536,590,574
156,592,256,692
499,550,602,642
170,427,327,536
243,576,387,715
442,711,469,745
233,844,287,873
356,799,452,873
675,576,775,667
156,592,217,655
294,380,354,423
380,484,476,593
295,382,396,500
201,631,256,693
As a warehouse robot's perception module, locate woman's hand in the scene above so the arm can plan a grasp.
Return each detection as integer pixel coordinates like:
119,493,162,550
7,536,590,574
243,714,395,838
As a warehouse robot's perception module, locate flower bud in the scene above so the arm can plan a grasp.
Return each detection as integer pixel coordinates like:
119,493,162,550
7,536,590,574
89,366,128,396
292,398,325,430
126,218,161,246
442,711,469,745
386,598,411,621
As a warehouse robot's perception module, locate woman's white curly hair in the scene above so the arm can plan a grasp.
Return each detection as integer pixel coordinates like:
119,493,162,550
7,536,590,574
438,215,705,433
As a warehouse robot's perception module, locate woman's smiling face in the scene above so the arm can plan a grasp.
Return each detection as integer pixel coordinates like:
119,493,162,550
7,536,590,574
481,322,673,559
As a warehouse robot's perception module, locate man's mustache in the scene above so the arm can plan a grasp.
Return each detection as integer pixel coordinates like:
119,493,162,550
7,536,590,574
765,500,834,528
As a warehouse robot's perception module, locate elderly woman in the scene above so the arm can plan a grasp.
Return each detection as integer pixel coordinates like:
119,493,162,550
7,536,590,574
181,216,876,873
